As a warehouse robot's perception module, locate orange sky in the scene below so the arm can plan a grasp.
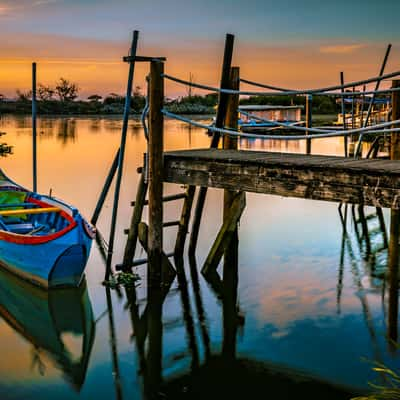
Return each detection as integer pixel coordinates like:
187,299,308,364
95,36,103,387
0,32,398,99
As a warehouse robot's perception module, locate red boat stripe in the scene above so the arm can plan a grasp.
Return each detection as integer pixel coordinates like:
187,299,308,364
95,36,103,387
0,198,77,245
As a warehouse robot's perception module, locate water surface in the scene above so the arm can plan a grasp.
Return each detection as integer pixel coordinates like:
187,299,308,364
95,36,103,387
0,115,398,399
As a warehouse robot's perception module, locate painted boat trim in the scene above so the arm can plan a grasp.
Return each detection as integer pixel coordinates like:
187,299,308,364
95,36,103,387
0,197,77,245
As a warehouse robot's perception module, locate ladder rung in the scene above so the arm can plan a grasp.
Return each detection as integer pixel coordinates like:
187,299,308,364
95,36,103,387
124,221,179,234
163,220,180,228
115,251,175,270
131,193,186,207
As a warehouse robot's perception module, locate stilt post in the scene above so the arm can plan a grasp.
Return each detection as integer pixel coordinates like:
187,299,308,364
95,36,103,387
340,71,348,157
32,62,37,192
91,148,120,225
305,94,312,155
388,79,400,347
121,167,148,269
223,66,240,262
189,33,235,256
391,80,400,160
148,60,164,287
105,30,139,280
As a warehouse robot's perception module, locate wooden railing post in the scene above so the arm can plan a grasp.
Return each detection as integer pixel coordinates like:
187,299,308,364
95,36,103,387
305,94,312,155
32,62,37,192
391,80,400,160
148,60,164,287
388,79,400,346
224,66,240,235
189,33,235,256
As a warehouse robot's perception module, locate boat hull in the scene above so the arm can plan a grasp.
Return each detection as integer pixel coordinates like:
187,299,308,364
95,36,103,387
0,220,93,288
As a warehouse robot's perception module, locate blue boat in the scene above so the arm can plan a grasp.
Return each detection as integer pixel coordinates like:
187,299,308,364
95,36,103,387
0,169,95,288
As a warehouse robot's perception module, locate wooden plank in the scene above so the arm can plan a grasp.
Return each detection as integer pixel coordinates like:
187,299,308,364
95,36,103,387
165,149,400,175
163,149,400,209
0,207,60,217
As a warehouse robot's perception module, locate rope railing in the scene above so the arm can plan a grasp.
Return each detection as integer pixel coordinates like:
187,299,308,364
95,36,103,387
240,68,400,94
239,110,400,135
163,73,400,97
162,109,400,141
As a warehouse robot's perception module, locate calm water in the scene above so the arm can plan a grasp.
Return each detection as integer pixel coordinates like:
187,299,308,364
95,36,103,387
0,115,398,399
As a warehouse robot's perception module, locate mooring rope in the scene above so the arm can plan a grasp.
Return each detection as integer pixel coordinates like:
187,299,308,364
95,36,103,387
163,73,400,97
240,68,400,94
239,110,400,135
161,109,400,140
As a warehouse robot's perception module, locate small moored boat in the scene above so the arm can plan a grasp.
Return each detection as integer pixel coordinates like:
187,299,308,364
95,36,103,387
239,105,304,133
0,169,95,288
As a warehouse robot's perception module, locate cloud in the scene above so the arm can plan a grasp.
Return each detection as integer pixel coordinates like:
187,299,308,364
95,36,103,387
319,44,366,54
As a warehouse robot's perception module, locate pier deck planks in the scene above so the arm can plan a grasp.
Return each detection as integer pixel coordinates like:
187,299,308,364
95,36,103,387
163,149,400,209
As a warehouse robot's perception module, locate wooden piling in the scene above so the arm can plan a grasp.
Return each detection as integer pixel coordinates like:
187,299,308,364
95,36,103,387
388,79,400,346
105,30,139,280
202,192,246,274
391,80,400,160
223,66,240,269
340,72,348,157
121,167,148,270
174,185,195,257
305,94,312,155
138,223,176,282
32,62,37,192
148,60,164,286
189,34,235,256
222,67,240,359
91,148,120,225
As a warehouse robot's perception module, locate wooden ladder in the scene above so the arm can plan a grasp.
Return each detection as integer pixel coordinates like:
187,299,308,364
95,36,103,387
116,165,196,271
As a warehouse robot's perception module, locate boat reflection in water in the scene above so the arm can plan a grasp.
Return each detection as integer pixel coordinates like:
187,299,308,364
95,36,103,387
0,265,95,391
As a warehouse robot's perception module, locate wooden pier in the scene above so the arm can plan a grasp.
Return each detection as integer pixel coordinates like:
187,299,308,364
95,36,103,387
163,148,400,209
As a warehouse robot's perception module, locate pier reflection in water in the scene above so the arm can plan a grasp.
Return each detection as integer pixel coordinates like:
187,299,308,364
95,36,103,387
103,202,400,400
0,116,399,399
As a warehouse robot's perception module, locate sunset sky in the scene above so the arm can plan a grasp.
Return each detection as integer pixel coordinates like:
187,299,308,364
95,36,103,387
1,0,400,98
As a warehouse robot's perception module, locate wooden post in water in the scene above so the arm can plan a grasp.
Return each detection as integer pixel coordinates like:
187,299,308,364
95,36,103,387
340,72,348,157
391,80,400,160
91,148,120,225
224,66,240,263
32,62,37,192
121,166,148,270
388,79,400,347
105,31,139,280
305,94,312,155
222,68,240,359
148,60,164,287
189,33,235,256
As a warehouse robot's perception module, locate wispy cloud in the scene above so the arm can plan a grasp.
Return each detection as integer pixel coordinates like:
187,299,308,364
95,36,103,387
319,44,366,54
0,0,59,16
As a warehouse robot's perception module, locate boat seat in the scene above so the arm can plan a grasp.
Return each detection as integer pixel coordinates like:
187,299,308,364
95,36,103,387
7,223,35,234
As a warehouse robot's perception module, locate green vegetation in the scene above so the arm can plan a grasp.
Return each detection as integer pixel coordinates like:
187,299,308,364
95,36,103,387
103,271,141,289
0,78,147,115
352,361,400,400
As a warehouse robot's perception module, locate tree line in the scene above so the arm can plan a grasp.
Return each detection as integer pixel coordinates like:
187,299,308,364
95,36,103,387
0,77,341,115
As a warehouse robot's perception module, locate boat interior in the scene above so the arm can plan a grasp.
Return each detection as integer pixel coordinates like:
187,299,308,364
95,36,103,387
0,190,71,236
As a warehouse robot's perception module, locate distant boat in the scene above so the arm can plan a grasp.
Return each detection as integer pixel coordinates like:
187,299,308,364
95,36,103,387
0,169,96,288
0,267,95,391
335,97,391,127
238,105,304,133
